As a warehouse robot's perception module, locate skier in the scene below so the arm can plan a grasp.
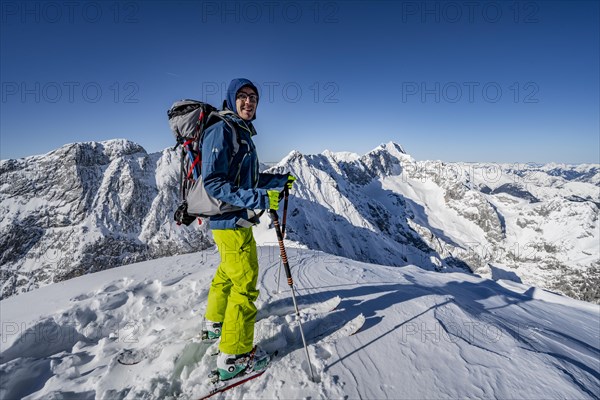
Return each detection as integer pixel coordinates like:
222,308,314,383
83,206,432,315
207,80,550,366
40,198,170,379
201,78,295,381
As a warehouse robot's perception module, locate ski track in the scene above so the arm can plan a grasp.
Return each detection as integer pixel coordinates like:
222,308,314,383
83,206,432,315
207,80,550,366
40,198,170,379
0,248,599,399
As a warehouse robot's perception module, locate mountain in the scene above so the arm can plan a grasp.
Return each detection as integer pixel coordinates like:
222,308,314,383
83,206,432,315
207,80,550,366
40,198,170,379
263,142,600,303
1,248,598,399
0,140,211,298
1,140,599,303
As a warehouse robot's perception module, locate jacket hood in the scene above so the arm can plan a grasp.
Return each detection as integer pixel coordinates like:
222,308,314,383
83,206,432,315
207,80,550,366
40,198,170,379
225,78,259,121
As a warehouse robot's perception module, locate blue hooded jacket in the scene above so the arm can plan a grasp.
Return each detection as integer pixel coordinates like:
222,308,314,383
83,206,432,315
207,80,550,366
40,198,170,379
201,78,288,229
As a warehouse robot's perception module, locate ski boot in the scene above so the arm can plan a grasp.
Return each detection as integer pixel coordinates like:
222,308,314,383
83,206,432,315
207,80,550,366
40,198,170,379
201,320,222,341
216,346,271,381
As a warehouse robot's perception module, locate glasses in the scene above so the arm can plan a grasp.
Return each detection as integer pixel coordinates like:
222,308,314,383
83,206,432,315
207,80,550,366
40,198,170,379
236,92,258,103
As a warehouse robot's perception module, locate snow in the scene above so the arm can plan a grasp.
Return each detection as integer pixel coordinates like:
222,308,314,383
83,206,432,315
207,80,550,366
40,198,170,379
380,176,489,249
1,246,598,399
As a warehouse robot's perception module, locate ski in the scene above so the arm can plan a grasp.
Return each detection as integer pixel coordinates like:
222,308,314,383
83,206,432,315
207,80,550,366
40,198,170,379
257,295,342,320
320,313,365,342
193,308,363,398
198,370,265,399
196,351,278,400
279,309,366,346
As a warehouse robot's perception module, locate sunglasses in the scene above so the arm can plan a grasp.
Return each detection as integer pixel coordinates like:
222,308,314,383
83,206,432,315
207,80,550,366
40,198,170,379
236,92,258,103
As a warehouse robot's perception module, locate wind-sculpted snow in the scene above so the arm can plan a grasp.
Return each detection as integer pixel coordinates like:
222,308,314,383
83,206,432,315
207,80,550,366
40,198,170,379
0,250,598,399
1,140,599,303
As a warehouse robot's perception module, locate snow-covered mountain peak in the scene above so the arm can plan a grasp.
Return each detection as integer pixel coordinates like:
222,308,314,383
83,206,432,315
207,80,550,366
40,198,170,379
358,142,409,178
95,139,147,158
320,149,359,164
375,141,408,156
45,139,147,163
278,149,304,166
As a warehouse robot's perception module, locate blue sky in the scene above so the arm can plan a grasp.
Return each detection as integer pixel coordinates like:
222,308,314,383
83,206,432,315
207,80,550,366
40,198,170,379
1,0,598,164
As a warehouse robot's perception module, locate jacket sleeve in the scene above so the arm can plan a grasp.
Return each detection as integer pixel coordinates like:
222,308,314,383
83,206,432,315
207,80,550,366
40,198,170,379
257,172,289,189
201,122,270,210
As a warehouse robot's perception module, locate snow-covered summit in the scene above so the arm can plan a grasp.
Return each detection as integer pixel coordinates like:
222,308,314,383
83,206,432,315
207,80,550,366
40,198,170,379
370,141,410,158
321,149,361,163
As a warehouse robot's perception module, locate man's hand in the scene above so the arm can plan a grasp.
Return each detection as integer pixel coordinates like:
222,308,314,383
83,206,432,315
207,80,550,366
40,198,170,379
267,190,281,210
286,174,297,190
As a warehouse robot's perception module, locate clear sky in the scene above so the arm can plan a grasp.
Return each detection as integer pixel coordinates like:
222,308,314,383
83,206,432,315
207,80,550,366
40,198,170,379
1,0,599,164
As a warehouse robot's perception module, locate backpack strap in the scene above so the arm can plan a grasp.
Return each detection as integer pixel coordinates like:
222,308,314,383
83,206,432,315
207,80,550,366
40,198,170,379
220,109,257,137
201,110,241,155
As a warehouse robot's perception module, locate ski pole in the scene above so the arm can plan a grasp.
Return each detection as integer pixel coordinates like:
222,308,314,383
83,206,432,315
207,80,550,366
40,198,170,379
269,208,315,382
275,188,290,294
281,187,289,239
275,258,283,294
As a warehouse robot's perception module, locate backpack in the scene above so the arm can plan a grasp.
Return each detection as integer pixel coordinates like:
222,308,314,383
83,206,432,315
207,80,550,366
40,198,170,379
167,99,244,226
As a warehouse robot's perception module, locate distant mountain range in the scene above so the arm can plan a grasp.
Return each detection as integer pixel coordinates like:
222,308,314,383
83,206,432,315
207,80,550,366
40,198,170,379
1,140,598,302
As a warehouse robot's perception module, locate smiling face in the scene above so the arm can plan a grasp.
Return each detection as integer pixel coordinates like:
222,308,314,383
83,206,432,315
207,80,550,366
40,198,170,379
235,86,258,121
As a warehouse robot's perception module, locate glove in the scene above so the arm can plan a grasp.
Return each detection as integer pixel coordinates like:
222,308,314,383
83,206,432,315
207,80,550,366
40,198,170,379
286,174,297,190
267,190,281,210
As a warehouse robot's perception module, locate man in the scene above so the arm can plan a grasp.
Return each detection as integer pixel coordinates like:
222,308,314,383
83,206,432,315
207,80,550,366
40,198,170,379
201,78,295,381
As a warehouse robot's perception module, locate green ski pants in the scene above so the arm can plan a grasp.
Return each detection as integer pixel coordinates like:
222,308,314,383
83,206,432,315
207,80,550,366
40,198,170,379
205,227,259,355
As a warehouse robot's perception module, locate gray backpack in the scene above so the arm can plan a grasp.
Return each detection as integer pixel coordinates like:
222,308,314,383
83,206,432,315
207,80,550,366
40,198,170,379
167,99,243,225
